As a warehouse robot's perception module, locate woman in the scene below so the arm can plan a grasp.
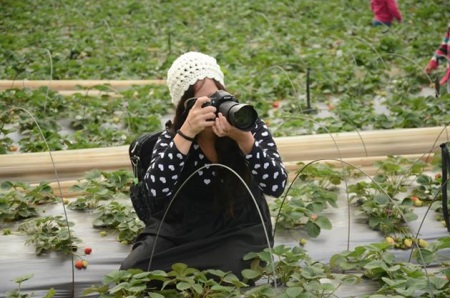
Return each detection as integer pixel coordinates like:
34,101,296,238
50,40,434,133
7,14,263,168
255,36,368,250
120,51,288,279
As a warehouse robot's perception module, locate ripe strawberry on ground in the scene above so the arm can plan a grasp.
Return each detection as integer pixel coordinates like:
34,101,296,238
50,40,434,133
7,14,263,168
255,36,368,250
272,101,280,108
84,247,92,255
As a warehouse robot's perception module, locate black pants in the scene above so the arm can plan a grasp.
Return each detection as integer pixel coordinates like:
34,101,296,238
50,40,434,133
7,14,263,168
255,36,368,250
119,223,273,280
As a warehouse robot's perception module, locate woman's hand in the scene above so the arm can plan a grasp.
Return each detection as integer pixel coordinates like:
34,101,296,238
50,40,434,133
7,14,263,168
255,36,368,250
213,113,254,154
182,96,217,136
424,64,433,74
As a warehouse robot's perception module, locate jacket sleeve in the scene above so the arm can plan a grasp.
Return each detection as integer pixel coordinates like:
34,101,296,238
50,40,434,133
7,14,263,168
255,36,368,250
388,0,402,22
244,118,288,198
143,131,188,201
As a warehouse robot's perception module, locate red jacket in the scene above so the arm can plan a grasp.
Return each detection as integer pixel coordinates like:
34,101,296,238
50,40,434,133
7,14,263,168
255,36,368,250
427,24,450,85
371,0,402,23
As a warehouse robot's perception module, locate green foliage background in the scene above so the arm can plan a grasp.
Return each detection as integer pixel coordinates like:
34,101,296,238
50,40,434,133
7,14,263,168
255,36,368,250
1,0,449,150
1,0,447,80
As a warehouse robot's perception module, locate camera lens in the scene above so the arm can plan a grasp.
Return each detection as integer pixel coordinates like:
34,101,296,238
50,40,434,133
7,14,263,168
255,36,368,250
219,101,258,131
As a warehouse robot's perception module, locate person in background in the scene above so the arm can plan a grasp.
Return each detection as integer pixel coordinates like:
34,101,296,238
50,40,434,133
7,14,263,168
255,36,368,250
371,0,402,27
424,23,450,94
120,51,288,281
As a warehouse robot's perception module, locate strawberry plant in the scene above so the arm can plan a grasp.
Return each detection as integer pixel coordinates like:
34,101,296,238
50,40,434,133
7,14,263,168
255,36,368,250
162,263,247,297
412,236,450,266
0,180,59,223
267,115,316,137
70,124,129,148
0,191,39,223
82,269,168,297
330,237,450,297
372,155,427,198
0,112,15,154
101,169,135,192
331,242,405,280
68,170,132,210
243,245,360,297
411,172,444,205
6,274,55,298
272,183,335,237
116,216,145,244
272,163,342,236
18,128,69,152
1,181,59,205
355,193,418,235
347,156,432,235
82,264,248,298
93,201,144,243
93,201,132,228
17,215,81,255
332,94,377,130
295,162,347,190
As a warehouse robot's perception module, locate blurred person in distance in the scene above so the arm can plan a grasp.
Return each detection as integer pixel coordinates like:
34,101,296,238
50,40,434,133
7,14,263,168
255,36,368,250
425,23,450,94
371,0,402,27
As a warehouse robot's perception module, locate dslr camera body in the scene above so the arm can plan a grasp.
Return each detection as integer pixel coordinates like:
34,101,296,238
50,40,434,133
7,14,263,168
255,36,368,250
184,90,258,131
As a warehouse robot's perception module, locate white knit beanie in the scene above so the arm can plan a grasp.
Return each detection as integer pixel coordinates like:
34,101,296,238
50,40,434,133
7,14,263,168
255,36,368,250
167,52,225,105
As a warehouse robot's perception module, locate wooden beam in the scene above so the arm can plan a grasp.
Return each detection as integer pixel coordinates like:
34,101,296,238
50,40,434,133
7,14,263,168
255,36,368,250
1,126,447,185
0,79,166,91
277,126,448,162
57,90,123,97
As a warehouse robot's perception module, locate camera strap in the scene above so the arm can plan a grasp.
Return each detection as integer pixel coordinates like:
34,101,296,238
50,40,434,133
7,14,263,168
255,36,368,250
184,97,198,110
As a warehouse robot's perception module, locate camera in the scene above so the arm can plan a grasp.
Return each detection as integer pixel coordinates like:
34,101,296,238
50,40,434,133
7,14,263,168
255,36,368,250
185,90,258,131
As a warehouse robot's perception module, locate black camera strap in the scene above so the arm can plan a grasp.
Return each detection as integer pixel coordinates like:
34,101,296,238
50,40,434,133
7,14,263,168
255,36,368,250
440,142,450,233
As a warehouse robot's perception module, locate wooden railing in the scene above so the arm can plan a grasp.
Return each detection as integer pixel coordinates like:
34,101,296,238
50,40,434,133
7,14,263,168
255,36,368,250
1,126,448,197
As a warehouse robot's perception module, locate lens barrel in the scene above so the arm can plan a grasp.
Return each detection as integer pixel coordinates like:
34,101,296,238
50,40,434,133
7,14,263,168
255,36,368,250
218,101,258,131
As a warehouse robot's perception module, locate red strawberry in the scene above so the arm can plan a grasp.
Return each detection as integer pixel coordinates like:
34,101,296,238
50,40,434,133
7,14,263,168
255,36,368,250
272,101,280,108
75,260,84,270
84,247,92,255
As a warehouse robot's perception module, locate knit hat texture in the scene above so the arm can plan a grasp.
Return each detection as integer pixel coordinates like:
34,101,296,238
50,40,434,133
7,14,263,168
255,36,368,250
167,52,225,105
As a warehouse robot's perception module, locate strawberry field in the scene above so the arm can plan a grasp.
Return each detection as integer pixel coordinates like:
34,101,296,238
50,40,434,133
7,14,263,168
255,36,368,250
1,0,450,297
